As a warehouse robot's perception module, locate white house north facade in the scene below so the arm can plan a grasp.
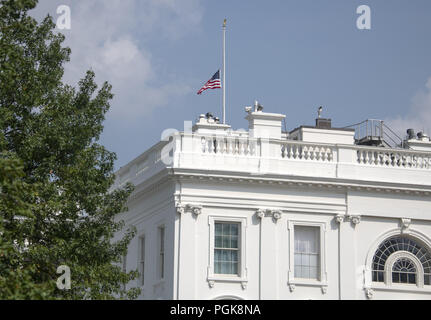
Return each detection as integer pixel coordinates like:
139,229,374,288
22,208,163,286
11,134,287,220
113,106,431,300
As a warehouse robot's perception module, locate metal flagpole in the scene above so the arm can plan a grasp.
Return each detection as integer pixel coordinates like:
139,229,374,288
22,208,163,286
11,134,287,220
222,19,226,124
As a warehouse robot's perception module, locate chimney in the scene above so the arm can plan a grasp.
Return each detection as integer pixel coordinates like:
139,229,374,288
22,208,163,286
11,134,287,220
316,118,332,129
245,105,285,139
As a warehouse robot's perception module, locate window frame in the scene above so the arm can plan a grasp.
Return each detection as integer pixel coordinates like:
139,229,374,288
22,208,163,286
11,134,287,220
214,222,241,275
158,225,165,280
365,230,431,294
384,251,424,287
138,235,145,286
207,216,248,285
287,220,327,288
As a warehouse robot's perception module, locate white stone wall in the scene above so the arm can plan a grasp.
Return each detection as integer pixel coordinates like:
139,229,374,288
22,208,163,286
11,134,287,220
118,178,431,300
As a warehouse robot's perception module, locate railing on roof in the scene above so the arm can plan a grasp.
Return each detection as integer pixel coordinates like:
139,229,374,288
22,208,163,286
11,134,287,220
343,119,406,149
113,131,431,188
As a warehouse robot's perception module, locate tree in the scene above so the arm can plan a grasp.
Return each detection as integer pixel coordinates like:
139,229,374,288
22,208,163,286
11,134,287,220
0,0,140,299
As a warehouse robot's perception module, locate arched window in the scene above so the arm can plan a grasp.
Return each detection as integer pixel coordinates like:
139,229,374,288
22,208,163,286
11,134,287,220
372,236,431,287
392,257,416,284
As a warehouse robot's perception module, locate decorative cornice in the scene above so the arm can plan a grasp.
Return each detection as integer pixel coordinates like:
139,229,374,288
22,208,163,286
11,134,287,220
171,169,431,197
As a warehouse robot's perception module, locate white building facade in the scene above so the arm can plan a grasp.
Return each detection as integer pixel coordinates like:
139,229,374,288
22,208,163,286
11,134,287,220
114,108,431,300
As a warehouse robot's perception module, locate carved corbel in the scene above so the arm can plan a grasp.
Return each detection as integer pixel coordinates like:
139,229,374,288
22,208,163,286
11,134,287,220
175,204,185,215
401,218,411,230
288,284,295,292
334,214,345,224
321,286,328,295
348,215,361,225
208,280,215,289
192,206,202,216
365,288,374,300
272,210,282,222
184,204,203,217
241,282,247,290
255,209,265,220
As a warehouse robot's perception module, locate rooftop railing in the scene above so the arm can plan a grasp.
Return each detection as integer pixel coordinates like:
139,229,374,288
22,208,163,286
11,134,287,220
113,132,431,188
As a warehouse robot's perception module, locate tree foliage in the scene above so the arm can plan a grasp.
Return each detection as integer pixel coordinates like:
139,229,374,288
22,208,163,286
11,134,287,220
0,0,140,299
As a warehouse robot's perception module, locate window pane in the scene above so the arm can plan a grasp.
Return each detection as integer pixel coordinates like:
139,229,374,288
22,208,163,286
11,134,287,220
215,236,222,248
232,262,238,275
231,224,239,236
294,253,301,266
309,267,318,279
231,236,238,249
301,254,309,266
309,254,318,267
222,236,230,248
294,226,320,280
231,250,238,263
215,223,222,236
214,222,240,275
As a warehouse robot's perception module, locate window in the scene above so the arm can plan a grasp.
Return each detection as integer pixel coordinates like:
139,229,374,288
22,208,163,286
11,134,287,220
207,216,247,285
392,257,416,284
294,225,320,280
372,236,431,286
139,236,145,286
214,222,240,275
287,220,327,288
159,226,165,279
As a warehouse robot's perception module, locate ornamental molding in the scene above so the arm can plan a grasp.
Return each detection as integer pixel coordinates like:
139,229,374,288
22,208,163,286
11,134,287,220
171,170,431,197
208,280,215,288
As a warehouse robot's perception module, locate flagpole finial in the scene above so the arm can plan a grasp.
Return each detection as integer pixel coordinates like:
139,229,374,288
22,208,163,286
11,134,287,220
223,19,227,27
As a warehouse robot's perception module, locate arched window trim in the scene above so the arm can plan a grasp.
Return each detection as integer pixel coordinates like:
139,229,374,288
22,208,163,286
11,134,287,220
384,251,424,287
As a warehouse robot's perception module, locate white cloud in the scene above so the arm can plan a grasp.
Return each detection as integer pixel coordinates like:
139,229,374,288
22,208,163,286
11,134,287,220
385,77,431,138
31,0,202,119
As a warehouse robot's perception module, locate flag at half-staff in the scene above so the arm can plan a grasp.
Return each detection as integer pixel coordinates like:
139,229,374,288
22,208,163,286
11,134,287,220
197,70,221,95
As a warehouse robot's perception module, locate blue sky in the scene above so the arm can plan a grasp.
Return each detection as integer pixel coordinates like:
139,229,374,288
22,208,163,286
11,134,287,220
32,0,431,169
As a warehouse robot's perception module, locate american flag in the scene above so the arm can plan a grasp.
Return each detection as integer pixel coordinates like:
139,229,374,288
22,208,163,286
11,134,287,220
197,70,221,95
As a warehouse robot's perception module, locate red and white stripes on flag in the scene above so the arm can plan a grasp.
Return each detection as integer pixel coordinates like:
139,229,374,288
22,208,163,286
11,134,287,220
197,70,221,95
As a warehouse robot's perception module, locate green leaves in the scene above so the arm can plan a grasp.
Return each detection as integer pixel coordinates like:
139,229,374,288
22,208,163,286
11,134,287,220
0,0,139,299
